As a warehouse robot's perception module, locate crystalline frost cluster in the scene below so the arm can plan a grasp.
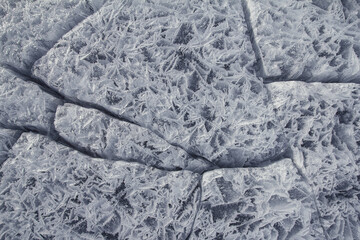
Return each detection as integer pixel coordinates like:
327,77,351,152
0,0,359,239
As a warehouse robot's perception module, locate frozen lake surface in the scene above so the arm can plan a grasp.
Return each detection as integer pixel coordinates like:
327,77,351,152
0,0,359,239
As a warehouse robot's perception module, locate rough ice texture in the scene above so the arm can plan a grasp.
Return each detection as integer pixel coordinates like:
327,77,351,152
267,82,360,239
0,128,21,165
0,0,106,72
267,82,360,154
0,68,62,133
190,159,324,239
33,0,286,167
246,0,360,82
0,132,201,239
55,103,213,172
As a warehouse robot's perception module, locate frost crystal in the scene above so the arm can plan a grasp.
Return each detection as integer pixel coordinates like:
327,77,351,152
0,0,359,238
268,82,360,239
0,68,62,133
33,0,286,167
0,0,106,71
0,128,21,165
0,133,200,239
190,159,323,239
55,103,213,172
246,0,360,81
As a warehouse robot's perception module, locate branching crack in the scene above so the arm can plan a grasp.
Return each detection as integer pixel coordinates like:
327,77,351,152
1,65,215,173
184,174,203,240
1,123,201,173
241,0,266,79
284,148,330,240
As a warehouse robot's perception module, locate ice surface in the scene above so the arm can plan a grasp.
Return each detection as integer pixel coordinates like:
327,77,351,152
33,0,286,167
0,0,106,72
55,103,213,172
246,0,360,82
0,128,21,165
1,0,359,238
190,159,323,239
0,68,62,133
292,148,360,239
267,81,360,155
0,132,201,239
268,82,360,239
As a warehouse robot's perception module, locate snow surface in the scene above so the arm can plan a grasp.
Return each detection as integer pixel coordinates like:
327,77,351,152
0,0,359,239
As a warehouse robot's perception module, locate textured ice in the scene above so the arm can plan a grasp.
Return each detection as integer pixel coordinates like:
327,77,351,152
1,0,360,238
0,67,62,133
246,0,360,81
33,0,286,167
190,159,323,239
0,132,201,239
55,103,213,172
267,81,360,154
292,148,360,239
268,82,360,239
0,0,106,71
0,128,21,165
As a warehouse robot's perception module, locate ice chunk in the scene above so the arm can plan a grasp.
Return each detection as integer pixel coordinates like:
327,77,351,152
268,82,360,239
0,132,201,239
33,0,286,167
55,103,213,172
0,0,106,71
0,128,21,165
189,159,323,239
246,0,360,82
0,68,62,133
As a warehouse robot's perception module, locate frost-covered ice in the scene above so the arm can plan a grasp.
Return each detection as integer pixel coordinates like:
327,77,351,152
293,148,360,239
190,159,323,239
1,0,360,238
0,0,106,71
246,0,360,82
267,82,360,155
55,103,213,172
0,68,62,133
268,82,360,239
33,0,286,167
0,133,201,239
0,128,21,165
